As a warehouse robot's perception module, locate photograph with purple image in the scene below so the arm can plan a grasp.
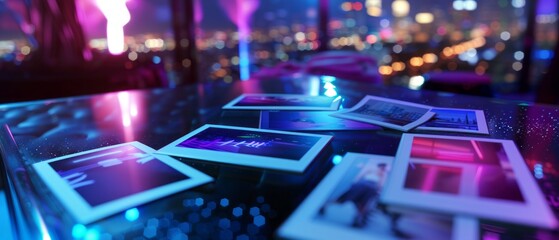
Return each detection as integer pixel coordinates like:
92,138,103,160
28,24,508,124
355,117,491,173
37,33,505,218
157,124,332,172
33,142,213,224
176,126,321,160
222,94,342,110
405,136,523,202
382,134,558,229
48,144,190,207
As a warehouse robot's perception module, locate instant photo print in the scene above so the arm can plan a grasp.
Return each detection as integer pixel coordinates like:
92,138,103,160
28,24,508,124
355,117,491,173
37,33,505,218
382,134,558,229
222,93,342,111
156,124,333,172
259,110,381,131
330,95,435,131
277,153,477,240
32,142,213,224
416,107,489,134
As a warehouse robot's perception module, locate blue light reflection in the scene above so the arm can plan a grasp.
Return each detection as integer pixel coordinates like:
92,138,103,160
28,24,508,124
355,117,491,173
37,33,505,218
124,208,140,222
534,163,544,179
84,229,100,240
332,155,343,165
320,75,337,82
152,56,161,64
71,224,87,239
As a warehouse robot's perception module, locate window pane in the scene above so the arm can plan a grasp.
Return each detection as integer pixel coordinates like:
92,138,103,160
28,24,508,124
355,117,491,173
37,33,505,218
328,0,531,93
196,0,318,83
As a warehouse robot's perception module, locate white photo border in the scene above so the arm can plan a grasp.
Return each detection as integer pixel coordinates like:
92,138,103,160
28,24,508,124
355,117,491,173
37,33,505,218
222,93,342,111
416,107,489,134
381,134,558,229
156,124,333,172
330,95,435,132
32,141,213,224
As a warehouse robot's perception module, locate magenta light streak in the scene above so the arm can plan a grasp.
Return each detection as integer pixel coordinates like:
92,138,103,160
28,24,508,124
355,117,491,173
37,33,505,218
434,150,474,161
195,0,203,25
219,0,260,80
95,0,130,55
422,166,438,192
474,165,483,189
117,91,141,142
471,140,484,160
118,92,132,127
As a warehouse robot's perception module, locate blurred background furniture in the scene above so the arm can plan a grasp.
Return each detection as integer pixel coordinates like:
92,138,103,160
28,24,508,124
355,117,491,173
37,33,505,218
251,50,382,84
422,71,493,97
304,51,382,83
0,55,168,103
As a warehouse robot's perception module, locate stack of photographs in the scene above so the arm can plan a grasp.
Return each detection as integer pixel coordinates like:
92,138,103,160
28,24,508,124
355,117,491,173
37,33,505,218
226,93,489,134
277,153,478,240
381,134,558,229
30,91,553,236
33,142,213,224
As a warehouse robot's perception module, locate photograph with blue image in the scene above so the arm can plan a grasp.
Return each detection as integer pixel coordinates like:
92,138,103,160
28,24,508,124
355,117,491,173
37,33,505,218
417,108,488,134
48,144,190,206
423,109,478,130
176,126,322,160
157,124,333,172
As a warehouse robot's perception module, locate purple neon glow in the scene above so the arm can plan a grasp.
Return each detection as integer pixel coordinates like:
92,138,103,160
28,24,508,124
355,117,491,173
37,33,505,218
471,140,484,160
95,0,130,55
194,0,203,25
118,92,132,127
406,137,525,202
219,0,260,80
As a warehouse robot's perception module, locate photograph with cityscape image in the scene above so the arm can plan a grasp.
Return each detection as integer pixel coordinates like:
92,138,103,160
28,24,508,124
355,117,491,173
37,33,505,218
330,95,435,131
416,107,488,134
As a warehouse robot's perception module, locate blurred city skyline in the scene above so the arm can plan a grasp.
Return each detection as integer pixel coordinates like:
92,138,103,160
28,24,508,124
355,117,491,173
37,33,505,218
0,0,557,92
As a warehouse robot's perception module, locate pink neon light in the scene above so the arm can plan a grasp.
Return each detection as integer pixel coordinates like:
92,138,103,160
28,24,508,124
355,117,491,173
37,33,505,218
422,166,438,191
434,150,474,161
130,103,138,117
412,137,477,162
219,0,259,37
470,140,485,160
95,0,131,55
474,166,483,187
118,92,131,127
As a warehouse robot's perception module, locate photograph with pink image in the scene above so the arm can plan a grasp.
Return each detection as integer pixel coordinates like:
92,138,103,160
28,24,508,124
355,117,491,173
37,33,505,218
382,134,558,229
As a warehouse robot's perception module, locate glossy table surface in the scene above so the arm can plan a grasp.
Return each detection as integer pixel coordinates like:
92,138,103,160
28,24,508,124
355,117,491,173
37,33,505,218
1,76,558,239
